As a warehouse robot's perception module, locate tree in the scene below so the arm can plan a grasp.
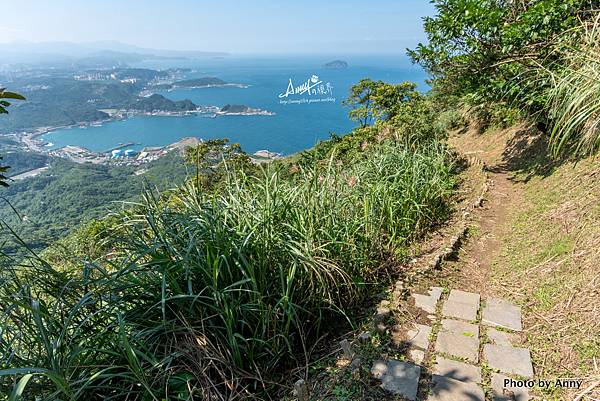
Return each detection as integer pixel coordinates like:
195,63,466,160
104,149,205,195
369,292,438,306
408,0,594,111
184,138,253,190
344,79,379,128
344,79,421,128
0,88,26,187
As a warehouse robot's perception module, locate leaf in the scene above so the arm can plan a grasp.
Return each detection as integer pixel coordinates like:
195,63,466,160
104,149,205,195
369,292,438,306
9,374,33,401
0,90,25,100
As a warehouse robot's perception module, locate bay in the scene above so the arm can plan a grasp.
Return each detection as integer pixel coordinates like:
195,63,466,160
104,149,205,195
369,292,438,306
43,55,427,155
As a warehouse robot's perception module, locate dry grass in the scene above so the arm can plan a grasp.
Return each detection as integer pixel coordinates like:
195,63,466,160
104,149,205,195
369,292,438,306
447,123,600,399
493,155,600,398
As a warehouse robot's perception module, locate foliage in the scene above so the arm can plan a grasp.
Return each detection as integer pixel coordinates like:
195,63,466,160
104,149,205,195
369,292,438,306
547,15,600,156
0,152,189,252
183,138,255,190
0,159,8,188
0,88,25,115
343,79,421,127
408,0,588,108
0,151,49,176
0,137,455,400
0,88,25,187
410,0,600,155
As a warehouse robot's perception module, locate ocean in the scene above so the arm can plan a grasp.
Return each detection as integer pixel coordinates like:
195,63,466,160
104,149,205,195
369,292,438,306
43,55,428,155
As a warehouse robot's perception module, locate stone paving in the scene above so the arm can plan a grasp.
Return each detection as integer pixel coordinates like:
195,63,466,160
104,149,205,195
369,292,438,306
372,287,533,400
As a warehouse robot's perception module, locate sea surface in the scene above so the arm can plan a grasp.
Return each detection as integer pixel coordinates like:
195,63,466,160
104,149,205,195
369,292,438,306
43,55,428,155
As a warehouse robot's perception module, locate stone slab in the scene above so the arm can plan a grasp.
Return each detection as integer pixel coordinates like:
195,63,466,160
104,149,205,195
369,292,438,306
441,319,480,338
442,290,480,321
435,332,479,362
427,374,485,401
409,349,425,365
413,287,443,314
482,298,522,331
484,344,534,378
433,357,482,383
371,359,420,400
487,328,516,347
491,373,531,401
406,324,432,350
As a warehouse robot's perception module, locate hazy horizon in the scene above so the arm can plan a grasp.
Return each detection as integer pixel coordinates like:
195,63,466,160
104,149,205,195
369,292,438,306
0,1,435,55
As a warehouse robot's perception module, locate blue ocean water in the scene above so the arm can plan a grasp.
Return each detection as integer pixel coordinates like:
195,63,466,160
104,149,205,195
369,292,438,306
43,55,428,155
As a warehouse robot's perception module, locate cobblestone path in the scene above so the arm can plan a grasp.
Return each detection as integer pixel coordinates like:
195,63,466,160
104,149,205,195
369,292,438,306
371,288,533,401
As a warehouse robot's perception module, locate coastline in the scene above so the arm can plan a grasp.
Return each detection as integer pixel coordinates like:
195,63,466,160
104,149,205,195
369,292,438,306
13,103,275,154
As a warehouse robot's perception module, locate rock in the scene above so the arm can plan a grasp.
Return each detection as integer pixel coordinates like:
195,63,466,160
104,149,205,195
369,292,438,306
432,357,482,383
483,344,534,378
442,290,480,321
339,339,354,360
406,324,432,349
371,359,421,400
349,357,362,371
294,379,309,401
375,322,387,334
482,298,523,331
491,373,531,401
358,331,371,344
409,349,426,364
428,374,485,401
374,300,391,323
487,328,516,346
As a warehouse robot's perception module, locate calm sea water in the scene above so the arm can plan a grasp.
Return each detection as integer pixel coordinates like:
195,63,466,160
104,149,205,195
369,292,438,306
44,55,427,155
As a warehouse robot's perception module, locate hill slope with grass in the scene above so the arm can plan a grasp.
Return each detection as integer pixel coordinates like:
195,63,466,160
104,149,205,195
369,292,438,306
448,124,600,399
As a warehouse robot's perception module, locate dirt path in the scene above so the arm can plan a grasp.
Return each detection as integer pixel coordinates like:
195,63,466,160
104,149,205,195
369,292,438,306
445,129,525,299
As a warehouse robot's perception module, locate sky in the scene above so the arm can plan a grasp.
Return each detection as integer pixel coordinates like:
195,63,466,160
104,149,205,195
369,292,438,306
0,0,435,54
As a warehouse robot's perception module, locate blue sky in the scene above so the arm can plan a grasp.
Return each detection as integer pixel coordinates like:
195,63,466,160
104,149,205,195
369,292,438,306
0,1,435,54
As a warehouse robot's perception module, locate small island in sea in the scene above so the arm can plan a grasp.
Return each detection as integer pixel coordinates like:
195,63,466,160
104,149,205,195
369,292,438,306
324,60,348,69
217,104,275,116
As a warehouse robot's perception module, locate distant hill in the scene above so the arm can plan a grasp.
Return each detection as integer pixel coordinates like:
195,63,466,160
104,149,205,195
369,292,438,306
132,94,197,112
220,104,250,114
0,41,229,68
324,60,348,69
171,77,228,88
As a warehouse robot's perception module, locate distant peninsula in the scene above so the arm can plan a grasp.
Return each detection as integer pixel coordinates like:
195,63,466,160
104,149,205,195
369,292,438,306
324,60,348,69
217,104,275,116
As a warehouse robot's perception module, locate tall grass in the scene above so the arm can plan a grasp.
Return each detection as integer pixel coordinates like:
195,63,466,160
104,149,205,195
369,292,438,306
0,140,455,400
547,15,600,156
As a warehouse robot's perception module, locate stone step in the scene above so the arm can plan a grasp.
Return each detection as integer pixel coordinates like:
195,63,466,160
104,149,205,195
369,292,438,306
432,357,482,383
484,344,534,378
486,327,517,347
435,319,480,362
427,374,485,401
412,286,443,314
491,373,532,401
371,359,420,400
442,289,480,321
482,298,523,331
405,323,432,350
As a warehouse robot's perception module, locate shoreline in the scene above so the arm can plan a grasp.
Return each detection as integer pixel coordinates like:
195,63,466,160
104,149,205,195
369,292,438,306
13,104,275,153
